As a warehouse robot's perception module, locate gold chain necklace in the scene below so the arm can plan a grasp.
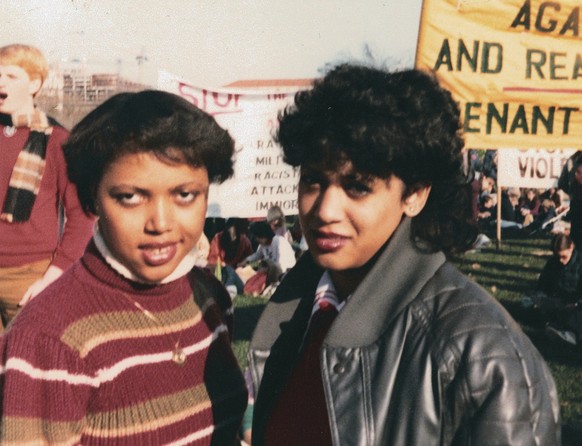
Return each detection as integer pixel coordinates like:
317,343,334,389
120,293,187,365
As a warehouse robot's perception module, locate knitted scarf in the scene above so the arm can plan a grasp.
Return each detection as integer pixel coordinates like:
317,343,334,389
1,110,53,223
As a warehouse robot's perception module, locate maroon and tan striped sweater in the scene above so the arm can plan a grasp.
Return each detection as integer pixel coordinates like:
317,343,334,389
0,243,247,445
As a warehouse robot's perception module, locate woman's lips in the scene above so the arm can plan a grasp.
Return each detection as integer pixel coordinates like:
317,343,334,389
312,231,348,252
140,243,178,266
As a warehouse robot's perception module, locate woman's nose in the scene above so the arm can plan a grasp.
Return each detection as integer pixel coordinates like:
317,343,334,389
315,186,344,223
145,199,173,233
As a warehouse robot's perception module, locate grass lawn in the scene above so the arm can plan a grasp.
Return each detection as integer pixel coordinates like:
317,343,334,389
232,230,582,444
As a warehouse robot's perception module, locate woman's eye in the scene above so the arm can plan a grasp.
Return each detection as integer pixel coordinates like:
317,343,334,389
114,193,142,205
345,182,371,197
176,191,197,204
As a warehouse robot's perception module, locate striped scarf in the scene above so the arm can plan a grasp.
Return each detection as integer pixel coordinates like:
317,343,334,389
1,110,53,223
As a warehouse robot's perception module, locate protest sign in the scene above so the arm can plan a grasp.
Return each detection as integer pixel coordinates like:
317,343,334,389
497,148,576,188
158,70,301,218
416,0,582,150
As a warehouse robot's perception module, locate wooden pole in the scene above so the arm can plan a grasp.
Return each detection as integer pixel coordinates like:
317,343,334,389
496,186,502,249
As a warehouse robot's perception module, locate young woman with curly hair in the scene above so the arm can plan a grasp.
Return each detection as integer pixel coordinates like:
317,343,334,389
248,64,560,445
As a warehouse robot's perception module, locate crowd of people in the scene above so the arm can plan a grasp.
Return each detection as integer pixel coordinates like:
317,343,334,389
469,150,571,240
466,146,582,349
0,43,566,444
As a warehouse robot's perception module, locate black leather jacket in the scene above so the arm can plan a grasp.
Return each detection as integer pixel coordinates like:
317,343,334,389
248,218,561,445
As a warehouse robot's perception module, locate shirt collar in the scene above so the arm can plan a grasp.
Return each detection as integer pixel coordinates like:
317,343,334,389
312,270,346,317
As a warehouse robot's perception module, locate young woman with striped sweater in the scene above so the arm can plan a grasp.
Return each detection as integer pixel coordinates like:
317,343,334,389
0,90,247,445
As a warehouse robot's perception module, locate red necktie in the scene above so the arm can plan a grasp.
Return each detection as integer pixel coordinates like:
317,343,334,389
264,301,338,445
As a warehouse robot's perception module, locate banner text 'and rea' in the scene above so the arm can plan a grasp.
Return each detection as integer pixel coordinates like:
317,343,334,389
416,0,582,149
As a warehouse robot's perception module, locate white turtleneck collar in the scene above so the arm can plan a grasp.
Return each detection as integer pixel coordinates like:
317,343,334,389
93,224,198,285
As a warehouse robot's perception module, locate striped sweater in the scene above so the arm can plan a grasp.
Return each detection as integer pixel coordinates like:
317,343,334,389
0,243,247,445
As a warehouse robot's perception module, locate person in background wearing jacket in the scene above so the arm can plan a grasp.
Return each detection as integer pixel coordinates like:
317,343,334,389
532,234,582,346
248,64,561,445
208,217,254,297
0,44,94,330
558,151,582,247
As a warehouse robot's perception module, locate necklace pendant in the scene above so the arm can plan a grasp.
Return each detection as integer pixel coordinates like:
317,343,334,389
172,347,186,365
3,126,16,137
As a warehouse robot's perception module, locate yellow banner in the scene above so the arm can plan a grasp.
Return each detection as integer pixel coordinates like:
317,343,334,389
415,0,582,149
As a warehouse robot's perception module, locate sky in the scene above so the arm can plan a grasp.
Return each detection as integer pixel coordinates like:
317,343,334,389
2,0,424,88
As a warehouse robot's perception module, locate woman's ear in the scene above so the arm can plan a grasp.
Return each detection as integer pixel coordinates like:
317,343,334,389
28,78,42,97
403,185,431,217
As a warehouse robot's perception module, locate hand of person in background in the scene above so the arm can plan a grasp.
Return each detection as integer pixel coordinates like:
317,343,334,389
19,265,63,306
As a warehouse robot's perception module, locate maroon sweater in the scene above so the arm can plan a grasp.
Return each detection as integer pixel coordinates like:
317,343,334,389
0,118,94,269
0,243,247,444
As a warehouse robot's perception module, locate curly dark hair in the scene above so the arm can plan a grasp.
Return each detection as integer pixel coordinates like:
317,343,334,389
63,90,235,215
276,64,477,254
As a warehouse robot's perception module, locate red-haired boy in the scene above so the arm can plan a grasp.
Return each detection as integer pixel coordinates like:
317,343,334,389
0,44,94,329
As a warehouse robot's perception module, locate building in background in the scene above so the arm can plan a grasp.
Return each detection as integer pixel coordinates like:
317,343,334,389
38,59,314,130
36,60,149,129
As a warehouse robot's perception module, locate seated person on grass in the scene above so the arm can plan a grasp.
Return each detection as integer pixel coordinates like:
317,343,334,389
238,221,296,296
207,217,253,297
523,234,582,345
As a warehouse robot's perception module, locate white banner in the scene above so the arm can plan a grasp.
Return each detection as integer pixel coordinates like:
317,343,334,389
158,70,302,218
497,148,576,188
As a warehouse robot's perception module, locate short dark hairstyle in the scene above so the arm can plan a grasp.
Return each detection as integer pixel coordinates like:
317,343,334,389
64,90,235,215
276,64,477,253
552,233,574,254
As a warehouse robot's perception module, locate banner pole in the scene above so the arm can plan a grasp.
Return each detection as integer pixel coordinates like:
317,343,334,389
496,184,501,249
